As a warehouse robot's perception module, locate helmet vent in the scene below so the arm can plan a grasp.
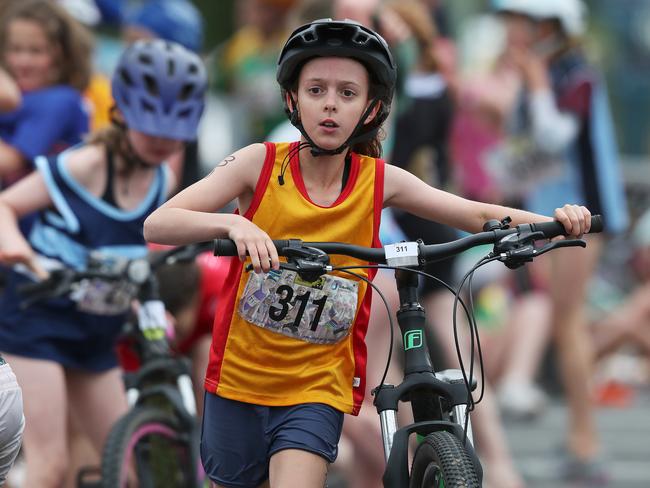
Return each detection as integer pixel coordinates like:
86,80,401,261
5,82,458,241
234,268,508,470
327,38,342,47
167,59,175,77
178,83,195,101
138,53,153,65
178,107,192,119
143,74,159,96
141,99,155,113
119,68,134,87
303,32,316,42
188,63,199,74
353,33,369,45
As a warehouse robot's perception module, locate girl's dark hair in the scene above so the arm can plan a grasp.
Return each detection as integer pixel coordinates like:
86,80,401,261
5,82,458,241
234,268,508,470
0,0,93,91
85,112,142,175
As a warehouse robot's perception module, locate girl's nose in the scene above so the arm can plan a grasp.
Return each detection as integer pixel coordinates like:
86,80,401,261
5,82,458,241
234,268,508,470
323,91,337,112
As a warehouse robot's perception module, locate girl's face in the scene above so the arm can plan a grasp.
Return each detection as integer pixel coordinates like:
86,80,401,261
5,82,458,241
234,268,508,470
294,57,378,151
128,130,184,165
501,12,537,51
4,19,59,92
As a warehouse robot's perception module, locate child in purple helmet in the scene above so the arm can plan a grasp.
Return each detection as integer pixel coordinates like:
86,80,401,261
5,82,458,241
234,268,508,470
0,39,206,487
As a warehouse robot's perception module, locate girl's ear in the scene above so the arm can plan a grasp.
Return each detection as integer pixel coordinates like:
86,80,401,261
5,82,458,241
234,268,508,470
285,91,298,112
363,100,382,125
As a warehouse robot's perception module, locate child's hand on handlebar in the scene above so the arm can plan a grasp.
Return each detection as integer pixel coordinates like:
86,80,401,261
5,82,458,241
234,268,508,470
227,217,280,273
553,204,592,238
0,235,49,280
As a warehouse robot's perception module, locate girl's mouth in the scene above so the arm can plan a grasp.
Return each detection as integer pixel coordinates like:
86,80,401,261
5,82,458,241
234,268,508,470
319,119,339,128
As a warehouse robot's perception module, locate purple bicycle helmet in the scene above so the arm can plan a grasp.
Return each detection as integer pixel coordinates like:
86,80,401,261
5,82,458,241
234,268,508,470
111,39,207,141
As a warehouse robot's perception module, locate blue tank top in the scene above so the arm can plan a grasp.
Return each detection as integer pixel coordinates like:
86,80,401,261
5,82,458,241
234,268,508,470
28,147,168,270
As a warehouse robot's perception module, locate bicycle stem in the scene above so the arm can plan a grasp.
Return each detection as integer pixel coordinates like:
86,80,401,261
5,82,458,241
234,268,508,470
395,268,434,375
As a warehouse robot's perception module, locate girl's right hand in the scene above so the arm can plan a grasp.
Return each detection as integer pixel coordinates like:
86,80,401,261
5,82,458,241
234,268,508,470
0,235,49,280
228,217,280,273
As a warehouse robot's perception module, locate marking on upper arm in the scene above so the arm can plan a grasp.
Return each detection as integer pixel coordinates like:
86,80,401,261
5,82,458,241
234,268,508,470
206,155,236,177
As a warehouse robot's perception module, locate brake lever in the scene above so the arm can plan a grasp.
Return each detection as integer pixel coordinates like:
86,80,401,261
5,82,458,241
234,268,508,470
498,238,586,269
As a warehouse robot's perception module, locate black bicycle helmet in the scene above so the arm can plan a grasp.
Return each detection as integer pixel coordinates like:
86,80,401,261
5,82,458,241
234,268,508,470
276,19,397,156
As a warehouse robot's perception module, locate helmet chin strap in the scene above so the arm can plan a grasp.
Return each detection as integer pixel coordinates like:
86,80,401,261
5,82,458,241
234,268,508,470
287,93,382,157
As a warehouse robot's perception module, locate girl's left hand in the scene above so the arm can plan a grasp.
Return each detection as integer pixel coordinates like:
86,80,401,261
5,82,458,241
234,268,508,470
554,204,591,237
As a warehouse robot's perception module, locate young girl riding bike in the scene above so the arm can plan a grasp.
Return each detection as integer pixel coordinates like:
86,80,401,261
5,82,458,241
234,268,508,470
0,39,206,487
144,19,593,488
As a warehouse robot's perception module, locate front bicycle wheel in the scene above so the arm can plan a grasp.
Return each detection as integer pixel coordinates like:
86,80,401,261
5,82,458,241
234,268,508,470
409,431,480,488
101,407,199,488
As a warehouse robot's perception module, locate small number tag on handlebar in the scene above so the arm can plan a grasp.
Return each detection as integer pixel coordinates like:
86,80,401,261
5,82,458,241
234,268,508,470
385,242,419,267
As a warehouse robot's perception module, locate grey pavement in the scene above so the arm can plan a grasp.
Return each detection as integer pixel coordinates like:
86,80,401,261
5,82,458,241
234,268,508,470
503,387,650,488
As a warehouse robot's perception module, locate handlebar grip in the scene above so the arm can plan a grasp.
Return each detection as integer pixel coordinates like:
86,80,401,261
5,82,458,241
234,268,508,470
213,239,295,257
528,214,603,238
213,239,239,256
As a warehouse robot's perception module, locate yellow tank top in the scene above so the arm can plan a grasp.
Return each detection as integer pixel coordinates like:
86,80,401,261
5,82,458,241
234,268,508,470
204,141,384,414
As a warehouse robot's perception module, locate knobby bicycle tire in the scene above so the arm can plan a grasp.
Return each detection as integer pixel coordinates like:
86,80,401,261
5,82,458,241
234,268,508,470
101,407,199,488
409,431,480,488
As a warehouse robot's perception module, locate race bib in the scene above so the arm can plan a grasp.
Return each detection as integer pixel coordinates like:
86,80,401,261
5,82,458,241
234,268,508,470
70,278,137,315
238,269,359,345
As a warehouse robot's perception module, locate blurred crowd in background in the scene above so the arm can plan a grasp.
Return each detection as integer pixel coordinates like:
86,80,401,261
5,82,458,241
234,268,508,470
1,0,650,487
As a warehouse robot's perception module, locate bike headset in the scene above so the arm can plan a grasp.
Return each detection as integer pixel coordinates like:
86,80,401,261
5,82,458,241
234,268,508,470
276,19,397,167
110,39,208,167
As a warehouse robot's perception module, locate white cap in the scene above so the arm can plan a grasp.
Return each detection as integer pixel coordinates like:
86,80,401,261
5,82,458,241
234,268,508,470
493,0,587,37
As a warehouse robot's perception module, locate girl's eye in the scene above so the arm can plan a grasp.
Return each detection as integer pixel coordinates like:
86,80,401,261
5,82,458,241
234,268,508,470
342,89,356,98
308,87,322,95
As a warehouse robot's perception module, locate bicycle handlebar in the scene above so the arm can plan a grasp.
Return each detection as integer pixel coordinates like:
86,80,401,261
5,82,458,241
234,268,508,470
18,241,214,305
213,215,603,263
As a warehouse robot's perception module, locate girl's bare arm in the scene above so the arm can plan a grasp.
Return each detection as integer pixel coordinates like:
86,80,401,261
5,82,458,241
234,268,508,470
383,164,590,235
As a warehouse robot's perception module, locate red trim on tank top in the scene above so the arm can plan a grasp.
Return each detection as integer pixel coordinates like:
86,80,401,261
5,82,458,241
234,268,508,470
243,142,276,219
372,158,385,248
204,257,244,391
351,158,384,414
289,142,361,208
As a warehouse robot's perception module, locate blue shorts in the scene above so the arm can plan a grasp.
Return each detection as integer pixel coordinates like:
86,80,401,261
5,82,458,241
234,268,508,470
0,271,124,372
200,392,344,488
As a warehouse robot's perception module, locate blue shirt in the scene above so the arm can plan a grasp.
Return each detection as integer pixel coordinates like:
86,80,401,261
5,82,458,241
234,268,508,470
0,85,89,162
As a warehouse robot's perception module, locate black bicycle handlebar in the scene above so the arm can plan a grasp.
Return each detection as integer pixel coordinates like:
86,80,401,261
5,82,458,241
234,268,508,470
18,242,214,305
213,215,604,263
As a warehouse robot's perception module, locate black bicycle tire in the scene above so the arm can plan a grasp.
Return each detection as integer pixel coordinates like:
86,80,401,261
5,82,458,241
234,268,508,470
101,407,197,488
409,431,480,488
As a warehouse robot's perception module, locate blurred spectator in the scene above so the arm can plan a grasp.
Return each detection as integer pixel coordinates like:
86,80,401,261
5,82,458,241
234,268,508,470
490,0,629,483
590,208,650,364
0,0,92,188
211,0,297,146
0,66,20,112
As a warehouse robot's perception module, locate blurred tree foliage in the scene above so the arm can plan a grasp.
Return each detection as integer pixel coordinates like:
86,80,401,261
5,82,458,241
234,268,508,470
193,0,236,51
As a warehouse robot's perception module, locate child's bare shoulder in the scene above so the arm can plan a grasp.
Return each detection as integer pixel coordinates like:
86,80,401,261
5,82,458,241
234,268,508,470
63,143,105,187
